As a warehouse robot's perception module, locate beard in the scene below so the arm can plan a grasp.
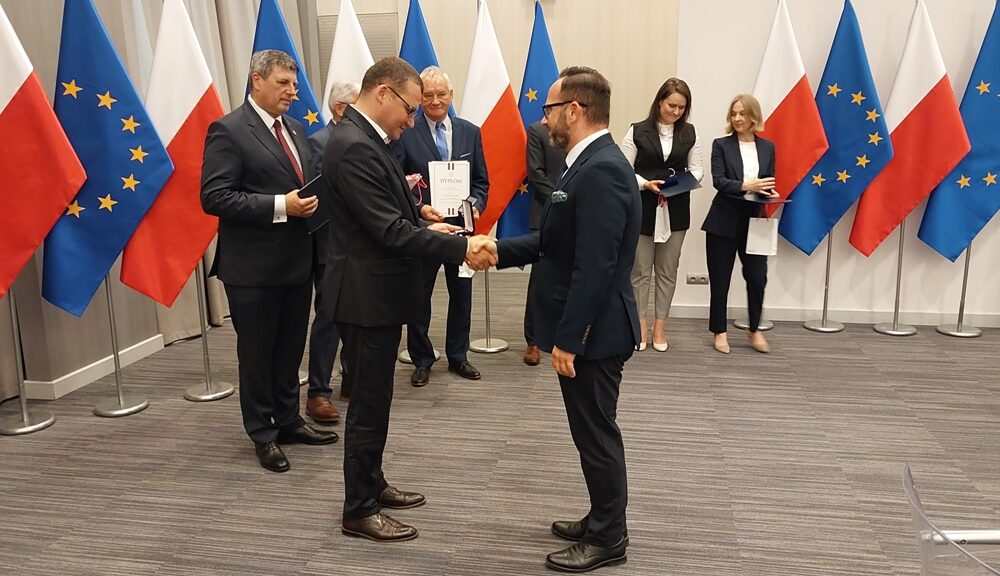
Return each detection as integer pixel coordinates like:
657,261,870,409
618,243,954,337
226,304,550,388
547,113,570,150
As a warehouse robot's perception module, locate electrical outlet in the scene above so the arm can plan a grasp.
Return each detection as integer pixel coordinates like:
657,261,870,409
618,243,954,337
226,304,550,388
686,273,710,285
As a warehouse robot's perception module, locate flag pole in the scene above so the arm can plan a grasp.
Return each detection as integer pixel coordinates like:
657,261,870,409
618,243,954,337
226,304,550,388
936,240,981,338
804,229,845,333
0,289,56,435
93,275,149,417
470,268,508,353
874,222,916,336
184,262,235,401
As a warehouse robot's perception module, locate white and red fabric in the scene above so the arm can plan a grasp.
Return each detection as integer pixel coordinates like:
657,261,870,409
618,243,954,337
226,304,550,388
322,0,373,116
460,0,527,234
849,0,969,256
752,0,828,215
120,0,224,306
0,5,85,299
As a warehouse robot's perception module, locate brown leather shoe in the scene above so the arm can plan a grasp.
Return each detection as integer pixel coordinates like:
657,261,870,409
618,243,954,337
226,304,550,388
523,345,540,366
379,485,426,509
342,512,418,542
306,396,340,424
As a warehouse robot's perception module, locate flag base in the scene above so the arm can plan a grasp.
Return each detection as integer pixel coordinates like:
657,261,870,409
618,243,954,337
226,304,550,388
874,323,916,337
398,349,441,365
803,319,844,333
184,381,235,402
470,338,509,354
935,324,981,338
93,395,149,418
734,319,773,331
0,410,55,435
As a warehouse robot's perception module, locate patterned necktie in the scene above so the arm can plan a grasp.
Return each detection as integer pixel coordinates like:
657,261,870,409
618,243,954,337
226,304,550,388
273,120,304,186
434,121,450,161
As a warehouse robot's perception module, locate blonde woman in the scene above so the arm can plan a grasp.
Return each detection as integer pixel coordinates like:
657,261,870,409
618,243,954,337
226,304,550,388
701,94,776,354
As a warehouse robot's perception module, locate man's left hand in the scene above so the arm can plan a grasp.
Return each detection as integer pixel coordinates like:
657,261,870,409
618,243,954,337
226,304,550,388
472,207,480,223
552,346,576,378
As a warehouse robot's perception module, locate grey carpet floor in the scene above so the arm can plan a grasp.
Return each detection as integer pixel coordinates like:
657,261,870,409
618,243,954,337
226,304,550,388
1,270,998,575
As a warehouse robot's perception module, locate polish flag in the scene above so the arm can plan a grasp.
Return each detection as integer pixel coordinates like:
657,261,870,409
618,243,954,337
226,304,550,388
321,0,373,116
121,0,224,306
849,0,969,256
460,0,527,234
752,0,827,215
0,5,84,299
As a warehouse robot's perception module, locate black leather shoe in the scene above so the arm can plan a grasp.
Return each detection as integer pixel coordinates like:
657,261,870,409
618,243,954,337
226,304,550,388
448,361,481,380
255,442,290,473
342,512,418,542
411,367,429,387
277,424,339,445
379,485,426,509
552,519,629,546
545,538,628,573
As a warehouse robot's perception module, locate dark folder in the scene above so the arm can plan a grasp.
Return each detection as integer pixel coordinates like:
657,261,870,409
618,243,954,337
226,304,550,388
658,170,702,198
297,174,329,234
741,192,790,205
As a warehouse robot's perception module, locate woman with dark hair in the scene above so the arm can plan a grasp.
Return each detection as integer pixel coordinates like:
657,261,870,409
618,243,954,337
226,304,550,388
620,77,702,352
702,94,777,354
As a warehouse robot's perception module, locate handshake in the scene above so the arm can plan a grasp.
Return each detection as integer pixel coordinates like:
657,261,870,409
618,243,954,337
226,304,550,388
425,223,497,271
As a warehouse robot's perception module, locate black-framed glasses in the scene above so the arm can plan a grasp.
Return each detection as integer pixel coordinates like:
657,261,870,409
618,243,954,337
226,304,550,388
385,84,418,118
542,100,588,118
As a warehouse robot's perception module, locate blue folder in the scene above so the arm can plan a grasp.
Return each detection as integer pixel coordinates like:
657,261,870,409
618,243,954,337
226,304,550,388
658,170,702,198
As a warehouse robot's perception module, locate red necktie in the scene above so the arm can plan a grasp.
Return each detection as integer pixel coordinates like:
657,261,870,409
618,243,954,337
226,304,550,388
273,120,304,186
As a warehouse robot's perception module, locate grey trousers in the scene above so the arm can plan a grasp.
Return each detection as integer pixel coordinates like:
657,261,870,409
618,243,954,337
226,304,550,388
630,230,686,321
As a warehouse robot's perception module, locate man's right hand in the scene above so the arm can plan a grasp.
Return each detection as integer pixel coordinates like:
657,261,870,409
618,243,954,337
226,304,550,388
285,189,318,218
465,235,497,270
420,204,445,223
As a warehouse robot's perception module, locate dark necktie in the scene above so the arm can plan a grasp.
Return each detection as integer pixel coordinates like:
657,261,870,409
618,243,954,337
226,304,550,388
273,120,304,186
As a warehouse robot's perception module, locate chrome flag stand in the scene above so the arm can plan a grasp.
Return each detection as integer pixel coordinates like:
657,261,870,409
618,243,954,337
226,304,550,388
0,289,56,435
804,230,845,333
470,269,508,354
936,241,982,338
93,276,149,417
874,223,916,337
184,262,234,401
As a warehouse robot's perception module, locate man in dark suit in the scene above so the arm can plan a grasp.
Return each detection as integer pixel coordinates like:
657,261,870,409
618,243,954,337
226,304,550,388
321,57,496,542
474,67,640,573
522,119,567,367
303,79,360,424
201,50,338,474
391,66,489,387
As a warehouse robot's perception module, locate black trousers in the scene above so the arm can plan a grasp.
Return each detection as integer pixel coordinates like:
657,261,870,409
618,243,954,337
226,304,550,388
705,231,767,334
338,322,400,519
523,264,537,346
558,353,631,548
306,259,347,399
407,258,472,369
225,282,311,444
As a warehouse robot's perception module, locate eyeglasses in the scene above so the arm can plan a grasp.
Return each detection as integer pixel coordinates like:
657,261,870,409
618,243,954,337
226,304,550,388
385,84,418,118
542,100,588,118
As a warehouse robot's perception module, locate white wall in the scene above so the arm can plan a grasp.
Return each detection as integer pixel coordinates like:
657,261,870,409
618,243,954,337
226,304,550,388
678,0,1000,327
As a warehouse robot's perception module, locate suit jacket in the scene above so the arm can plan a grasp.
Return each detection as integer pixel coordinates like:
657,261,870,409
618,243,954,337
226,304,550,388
307,121,337,266
321,106,467,327
391,112,489,217
497,133,641,359
201,101,315,286
525,121,567,230
631,119,696,234
307,120,336,176
701,133,775,241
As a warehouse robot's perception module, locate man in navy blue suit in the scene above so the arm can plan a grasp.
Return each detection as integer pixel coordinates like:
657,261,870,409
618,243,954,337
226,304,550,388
391,66,489,387
471,66,641,573
302,79,360,425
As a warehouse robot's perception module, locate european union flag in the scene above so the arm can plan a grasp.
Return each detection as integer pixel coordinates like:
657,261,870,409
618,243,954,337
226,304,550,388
778,0,892,255
918,1,1000,261
399,0,453,116
252,0,325,135
497,0,558,239
43,0,173,316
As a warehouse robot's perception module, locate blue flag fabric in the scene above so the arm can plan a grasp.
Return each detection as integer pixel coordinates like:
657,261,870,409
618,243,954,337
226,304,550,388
497,1,558,239
43,0,173,316
399,0,453,116
778,0,892,255
252,0,325,135
918,1,1000,261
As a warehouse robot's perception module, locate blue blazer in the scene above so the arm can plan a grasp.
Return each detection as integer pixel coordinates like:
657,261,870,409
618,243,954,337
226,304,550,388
497,133,641,359
391,112,489,216
701,133,775,241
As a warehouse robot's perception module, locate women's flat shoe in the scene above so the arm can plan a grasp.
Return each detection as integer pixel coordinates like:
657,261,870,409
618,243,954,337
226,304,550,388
637,341,647,351
652,341,669,352
713,342,731,354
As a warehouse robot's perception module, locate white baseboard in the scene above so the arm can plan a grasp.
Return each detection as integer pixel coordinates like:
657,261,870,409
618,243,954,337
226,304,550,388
666,305,1000,329
24,335,165,400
